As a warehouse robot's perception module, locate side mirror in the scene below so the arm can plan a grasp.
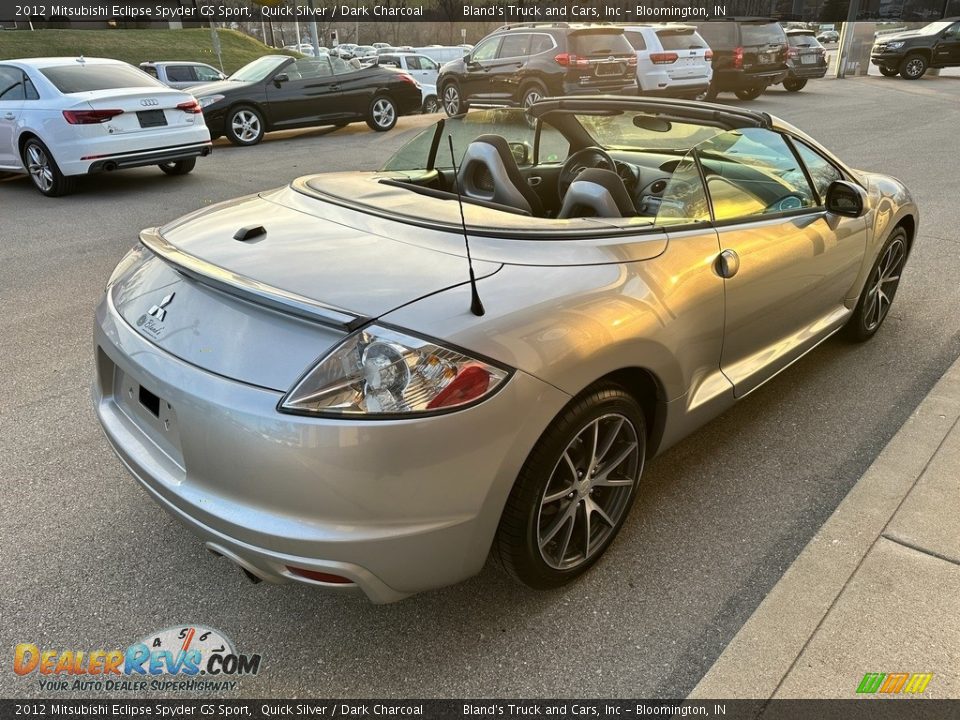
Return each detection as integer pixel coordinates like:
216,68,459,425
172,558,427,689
273,73,289,86
825,180,867,218
218,73,227,80
508,141,532,166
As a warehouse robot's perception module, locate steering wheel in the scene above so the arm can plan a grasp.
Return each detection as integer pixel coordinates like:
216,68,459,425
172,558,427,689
559,146,617,198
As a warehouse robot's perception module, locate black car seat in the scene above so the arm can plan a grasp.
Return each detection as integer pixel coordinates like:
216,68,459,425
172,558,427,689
558,169,637,219
456,135,543,216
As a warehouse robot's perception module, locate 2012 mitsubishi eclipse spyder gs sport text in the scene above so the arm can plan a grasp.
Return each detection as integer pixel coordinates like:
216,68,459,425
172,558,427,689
93,97,918,603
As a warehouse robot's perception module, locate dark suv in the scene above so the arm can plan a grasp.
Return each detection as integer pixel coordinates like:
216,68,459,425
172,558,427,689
693,19,789,100
437,23,637,116
871,19,960,79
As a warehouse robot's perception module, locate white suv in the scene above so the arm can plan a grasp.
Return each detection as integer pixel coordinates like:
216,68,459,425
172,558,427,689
623,24,713,98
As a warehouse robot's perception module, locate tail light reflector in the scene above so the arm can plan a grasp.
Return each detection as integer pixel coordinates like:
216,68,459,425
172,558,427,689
63,109,124,125
554,53,590,67
176,100,202,114
287,566,355,584
733,46,744,69
650,52,679,65
705,49,714,61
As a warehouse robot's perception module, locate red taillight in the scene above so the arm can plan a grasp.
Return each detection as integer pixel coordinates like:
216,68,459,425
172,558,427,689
733,46,744,69
627,55,638,67
426,365,493,410
62,109,124,125
286,566,354,584
705,49,714,61
787,47,799,59
397,72,417,84
554,52,589,67
650,52,679,65
176,100,202,114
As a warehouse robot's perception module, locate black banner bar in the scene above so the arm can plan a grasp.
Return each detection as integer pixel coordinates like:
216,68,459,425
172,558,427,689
1,0,959,24
1,700,958,720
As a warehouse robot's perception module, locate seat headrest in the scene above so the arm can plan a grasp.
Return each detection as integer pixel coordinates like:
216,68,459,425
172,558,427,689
558,168,636,219
457,135,543,216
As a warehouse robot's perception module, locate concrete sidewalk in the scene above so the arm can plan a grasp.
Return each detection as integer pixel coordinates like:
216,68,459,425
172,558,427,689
690,355,960,700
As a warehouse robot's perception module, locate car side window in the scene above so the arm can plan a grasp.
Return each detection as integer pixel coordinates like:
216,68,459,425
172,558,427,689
625,31,647,51
330,56,361,75
24,72,39,100
472,37,501,62
529,34,555,55
793,139,843,205
944,22,960,40
405,56,422,70
194,65,222,81
498,33,530,59
419,56,439,70
165,65,196,82
0,65,25,101
695,128,817,222
380,55,400,68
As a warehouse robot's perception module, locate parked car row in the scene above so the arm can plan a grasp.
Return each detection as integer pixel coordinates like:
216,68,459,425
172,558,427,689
435,19,828,115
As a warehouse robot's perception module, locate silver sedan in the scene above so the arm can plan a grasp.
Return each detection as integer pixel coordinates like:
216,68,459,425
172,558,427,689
93,97,918,602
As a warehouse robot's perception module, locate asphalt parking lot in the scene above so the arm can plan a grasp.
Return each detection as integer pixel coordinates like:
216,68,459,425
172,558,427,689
2,74,959,699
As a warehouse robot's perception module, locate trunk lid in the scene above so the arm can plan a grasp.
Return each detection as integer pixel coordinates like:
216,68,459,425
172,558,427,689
69,87,199,135
112,192,501,391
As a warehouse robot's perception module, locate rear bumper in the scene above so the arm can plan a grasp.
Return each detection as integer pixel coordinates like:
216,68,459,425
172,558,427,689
562,80,638,96
55,124,211,176
93,289,569,602
86,142,212,173
713,68,788,90
639,81,710,98
786,63,828,80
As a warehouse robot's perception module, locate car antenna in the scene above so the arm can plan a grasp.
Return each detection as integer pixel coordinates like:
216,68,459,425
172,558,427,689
447,135,485,317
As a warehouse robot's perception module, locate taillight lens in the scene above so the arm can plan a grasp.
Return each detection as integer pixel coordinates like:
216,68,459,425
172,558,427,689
63,109,124,125
397,72,418,84
176,100,202,114
733,46,744,69
705,49,714,61
650,52,679,65
626,55,638,67
554,53,589,67
787,47,798,59
280,325,511,416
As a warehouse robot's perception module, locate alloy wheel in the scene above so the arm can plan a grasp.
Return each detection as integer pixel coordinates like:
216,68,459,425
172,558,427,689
372,98,396,128
863,238,906,332
903,57,925,78
523,89,542,108
231,110,261,143
443,86,460,115
536,413,641,570
26,143,53,193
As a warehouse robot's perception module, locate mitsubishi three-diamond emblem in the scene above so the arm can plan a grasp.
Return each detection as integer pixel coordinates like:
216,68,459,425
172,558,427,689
147,292,175,322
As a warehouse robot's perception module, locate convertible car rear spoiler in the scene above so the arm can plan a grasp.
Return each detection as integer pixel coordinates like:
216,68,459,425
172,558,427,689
138,227,368,332
528,97,773,131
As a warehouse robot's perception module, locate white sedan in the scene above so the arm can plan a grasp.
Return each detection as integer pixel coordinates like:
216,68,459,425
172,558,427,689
0,57,212,196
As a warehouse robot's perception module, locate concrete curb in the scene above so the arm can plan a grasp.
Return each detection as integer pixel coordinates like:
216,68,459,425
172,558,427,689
688,354,960,699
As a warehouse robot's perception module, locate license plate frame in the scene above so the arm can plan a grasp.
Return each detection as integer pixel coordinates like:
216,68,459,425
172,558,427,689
137,109,168,129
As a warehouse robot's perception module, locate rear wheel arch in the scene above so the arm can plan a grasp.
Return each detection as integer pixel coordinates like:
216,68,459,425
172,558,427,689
578,367,668,458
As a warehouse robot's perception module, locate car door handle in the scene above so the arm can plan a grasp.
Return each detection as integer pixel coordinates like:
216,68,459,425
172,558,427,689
716,249,740,278
329,83,341,90
527,176,542,187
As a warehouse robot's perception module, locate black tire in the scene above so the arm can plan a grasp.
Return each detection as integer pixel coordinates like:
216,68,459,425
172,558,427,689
782,78,808,92
366,94,397,132
878,66,899,77
225,105,265,146
734,86,764,101
422,95,440,114
441,82,468,116
900,53,928,80
843,226,909,342
495,384,646,589
158,158,196,176
21,137,75,197
519,80,547,110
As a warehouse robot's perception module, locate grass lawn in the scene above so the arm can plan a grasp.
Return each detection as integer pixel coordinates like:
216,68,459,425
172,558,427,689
0,28,297,73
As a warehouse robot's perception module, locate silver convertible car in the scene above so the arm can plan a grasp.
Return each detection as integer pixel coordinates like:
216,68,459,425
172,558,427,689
94,97,917,602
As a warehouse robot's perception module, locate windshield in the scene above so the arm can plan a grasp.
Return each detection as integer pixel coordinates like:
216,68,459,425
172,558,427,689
919,21,954,34
576,113,722,152
740,22,786,46
229,56,288,82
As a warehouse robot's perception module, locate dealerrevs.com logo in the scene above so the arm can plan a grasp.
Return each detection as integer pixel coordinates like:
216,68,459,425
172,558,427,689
13,625,262,693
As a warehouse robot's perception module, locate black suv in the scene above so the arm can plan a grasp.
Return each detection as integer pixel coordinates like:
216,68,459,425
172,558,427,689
437,23,637,116
693,19,789,100
871,19,960,79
